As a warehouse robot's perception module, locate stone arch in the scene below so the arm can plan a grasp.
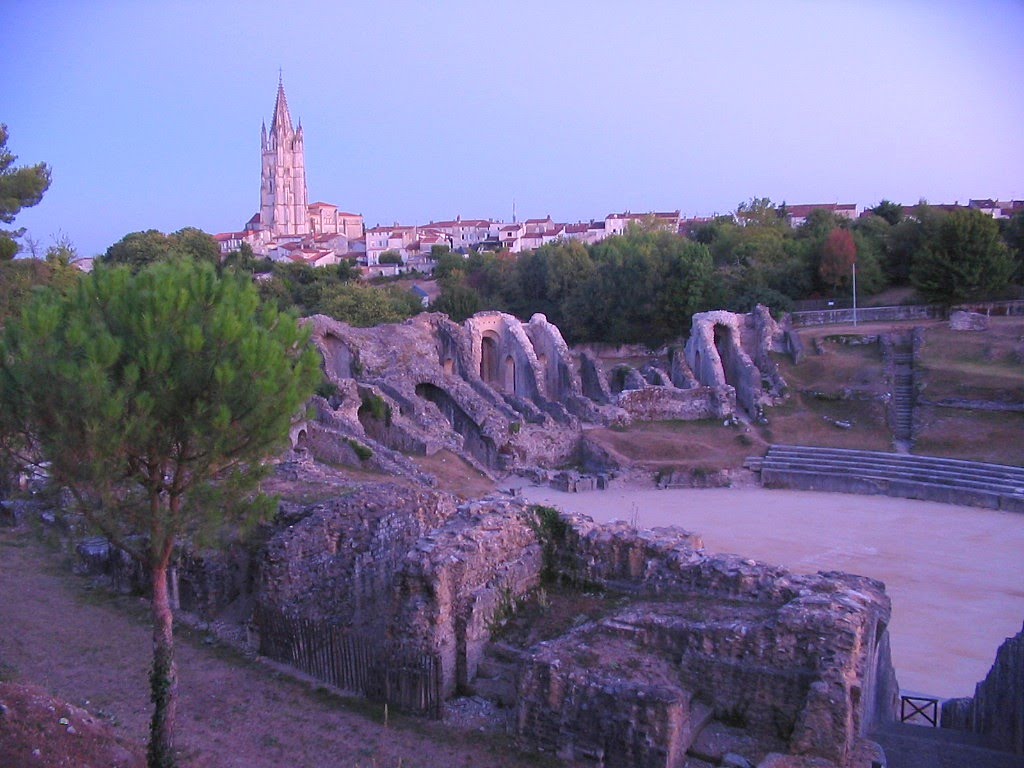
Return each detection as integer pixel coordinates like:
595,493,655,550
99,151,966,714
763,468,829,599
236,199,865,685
289,424,308,449
536,352,551,397
480,333,500,385
415,382,496,467
713,324,736,387
323,333,353,380
503,355,517,394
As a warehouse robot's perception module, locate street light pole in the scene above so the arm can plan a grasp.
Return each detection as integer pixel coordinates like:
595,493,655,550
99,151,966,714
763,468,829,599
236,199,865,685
852,261,858,327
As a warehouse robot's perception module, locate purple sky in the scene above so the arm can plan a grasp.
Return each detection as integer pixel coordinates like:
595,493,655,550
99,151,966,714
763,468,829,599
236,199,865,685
5,1,1023,258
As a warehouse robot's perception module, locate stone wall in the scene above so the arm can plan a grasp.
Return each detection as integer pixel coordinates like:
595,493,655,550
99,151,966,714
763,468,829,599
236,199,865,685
525,313,582,402
788,305,945,327
616,384,734,422
515,511,898,767
941,621,1024,755
394,498,543,697
256,484,459,631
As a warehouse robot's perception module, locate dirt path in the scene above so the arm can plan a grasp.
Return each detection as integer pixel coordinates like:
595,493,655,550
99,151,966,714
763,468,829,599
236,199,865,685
520,484,1024,700
0,530,539,768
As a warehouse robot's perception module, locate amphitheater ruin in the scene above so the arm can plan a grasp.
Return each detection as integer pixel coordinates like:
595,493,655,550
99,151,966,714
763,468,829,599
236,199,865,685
32,304,1024,767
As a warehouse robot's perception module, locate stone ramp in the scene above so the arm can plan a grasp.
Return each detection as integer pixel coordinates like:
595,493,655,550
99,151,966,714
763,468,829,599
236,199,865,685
759,444,1024,512
873,723,1024,768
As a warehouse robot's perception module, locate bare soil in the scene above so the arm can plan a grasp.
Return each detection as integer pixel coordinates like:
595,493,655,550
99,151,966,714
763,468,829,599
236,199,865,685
0,529,544,768
0,681,146,768
917,317,1024,403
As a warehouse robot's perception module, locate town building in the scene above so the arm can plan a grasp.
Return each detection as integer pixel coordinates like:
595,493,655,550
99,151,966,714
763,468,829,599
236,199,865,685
783,203,857,228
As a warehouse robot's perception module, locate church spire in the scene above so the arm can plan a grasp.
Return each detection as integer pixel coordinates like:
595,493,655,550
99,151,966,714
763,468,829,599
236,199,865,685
270,73,293,136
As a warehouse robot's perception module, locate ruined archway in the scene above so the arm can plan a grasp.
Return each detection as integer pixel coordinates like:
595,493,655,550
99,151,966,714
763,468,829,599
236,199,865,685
415,382,496,467
480,333,500,386
536,352,554,399
713,324,737,388
322,333,354,380
503,355,517,394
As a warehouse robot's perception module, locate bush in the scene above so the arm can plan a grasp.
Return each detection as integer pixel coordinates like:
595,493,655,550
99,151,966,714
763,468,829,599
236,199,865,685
359,392,392,427
345,438,373,461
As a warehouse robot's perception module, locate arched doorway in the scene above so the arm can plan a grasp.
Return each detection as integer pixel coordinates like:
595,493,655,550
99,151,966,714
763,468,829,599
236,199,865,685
480,334,500,385
503,355,517,394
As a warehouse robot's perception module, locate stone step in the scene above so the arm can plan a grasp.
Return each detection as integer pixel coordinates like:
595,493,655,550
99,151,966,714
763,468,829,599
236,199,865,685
767,445,1024,482
762,459,1023,495
762,467,1024,512
762,469,1017,500
765,451,1024,482
763,452,1024,485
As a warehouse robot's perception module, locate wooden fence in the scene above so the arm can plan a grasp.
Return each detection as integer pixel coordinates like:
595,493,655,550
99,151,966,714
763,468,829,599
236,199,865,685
254,606,442,719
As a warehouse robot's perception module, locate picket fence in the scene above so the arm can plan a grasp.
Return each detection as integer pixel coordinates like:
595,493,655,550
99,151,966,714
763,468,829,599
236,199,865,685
254,606,442,719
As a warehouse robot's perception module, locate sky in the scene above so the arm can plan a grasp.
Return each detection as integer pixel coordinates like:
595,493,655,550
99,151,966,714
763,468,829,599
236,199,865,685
5,0,1024,258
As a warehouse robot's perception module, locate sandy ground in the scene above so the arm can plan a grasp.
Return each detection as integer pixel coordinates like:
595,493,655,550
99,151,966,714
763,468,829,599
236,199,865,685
520,484,1024,700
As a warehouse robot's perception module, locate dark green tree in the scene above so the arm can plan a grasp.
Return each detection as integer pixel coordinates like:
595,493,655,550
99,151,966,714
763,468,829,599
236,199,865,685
911,208,1014,305
884,204,946,286
433,278,483,322
0,124,52,260
868,199,903,226
104,228,220,270
0,259,320,766
1001,209,1024,282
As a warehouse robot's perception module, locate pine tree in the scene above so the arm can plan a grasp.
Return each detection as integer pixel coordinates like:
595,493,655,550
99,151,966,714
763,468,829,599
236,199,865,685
0,258,320,766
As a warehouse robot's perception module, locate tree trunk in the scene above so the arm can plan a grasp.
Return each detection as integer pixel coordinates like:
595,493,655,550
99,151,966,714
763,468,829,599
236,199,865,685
148,558,178,768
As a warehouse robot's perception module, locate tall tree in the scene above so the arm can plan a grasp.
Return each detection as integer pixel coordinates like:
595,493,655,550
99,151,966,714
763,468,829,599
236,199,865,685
911,208,1014,305
735,197,784,228
103,228,220,270
868,199,903,226
0,124,52,260
0,259,320,766
819,228,858,291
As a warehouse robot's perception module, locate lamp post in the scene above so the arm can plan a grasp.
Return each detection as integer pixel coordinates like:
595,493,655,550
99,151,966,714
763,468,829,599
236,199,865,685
852,260,858,327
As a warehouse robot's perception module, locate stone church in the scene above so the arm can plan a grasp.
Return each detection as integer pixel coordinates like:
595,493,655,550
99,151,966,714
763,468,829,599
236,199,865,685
226,77,363,263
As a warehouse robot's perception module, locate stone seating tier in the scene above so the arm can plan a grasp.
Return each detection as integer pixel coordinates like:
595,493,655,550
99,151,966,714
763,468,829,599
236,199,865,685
760,445,1024,513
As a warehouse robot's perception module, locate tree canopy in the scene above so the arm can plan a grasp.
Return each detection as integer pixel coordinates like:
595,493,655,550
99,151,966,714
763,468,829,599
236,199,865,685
819,228,857,290
0,259,320,765
103,228,220,270
0,124,52,260
911,208,1014,305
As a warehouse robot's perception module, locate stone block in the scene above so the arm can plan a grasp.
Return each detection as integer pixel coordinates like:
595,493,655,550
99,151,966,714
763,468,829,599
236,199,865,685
949,310,989,331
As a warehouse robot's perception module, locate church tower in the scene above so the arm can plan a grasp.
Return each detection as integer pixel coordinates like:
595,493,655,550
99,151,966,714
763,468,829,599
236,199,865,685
260,76,308,237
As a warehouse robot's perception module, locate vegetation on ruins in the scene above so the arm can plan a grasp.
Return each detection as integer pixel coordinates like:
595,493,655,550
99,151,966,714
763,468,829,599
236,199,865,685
529,505,572,585
0,124,51,261
0,259,320,767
